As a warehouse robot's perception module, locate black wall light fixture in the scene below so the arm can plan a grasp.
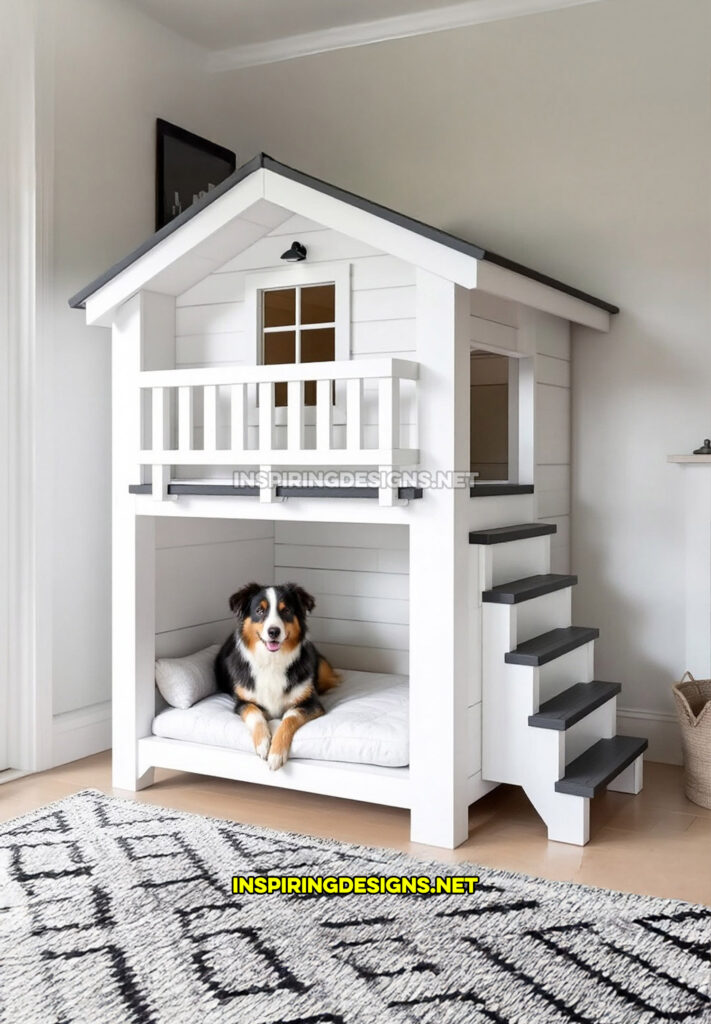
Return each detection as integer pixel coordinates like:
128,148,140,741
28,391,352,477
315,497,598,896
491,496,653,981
280,241,307,262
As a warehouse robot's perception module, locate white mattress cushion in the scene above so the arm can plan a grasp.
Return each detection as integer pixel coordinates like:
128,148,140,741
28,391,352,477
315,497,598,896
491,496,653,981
152,669,409,767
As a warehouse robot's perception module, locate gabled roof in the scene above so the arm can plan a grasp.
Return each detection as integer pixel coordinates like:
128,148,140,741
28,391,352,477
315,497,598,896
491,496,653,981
69,153,618,326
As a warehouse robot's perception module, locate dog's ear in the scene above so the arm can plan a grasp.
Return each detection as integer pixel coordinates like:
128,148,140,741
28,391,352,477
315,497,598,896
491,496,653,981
285,583,316,615
229,582,262,617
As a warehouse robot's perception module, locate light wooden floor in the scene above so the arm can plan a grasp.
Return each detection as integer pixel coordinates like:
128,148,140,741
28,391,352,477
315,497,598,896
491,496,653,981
2,754,709,905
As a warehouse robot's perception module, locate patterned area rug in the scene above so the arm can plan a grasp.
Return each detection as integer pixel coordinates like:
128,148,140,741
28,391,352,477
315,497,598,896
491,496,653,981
0,791,709,1024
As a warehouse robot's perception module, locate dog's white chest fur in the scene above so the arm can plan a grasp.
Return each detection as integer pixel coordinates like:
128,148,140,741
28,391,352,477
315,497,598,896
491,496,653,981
238,638,301,719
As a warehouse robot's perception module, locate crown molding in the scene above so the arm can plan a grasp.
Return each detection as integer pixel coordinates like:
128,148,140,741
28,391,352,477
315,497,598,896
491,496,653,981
208,0,604,73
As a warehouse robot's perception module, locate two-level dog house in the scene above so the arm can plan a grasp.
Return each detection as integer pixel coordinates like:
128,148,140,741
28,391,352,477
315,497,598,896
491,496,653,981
70,154,647,849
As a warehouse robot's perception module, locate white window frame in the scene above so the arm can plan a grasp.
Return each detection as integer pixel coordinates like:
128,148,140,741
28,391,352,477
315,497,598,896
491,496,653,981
244,262,351,426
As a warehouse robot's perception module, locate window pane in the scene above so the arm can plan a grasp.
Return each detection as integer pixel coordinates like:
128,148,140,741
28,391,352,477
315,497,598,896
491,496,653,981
263,288,296,328
301,328,335,406
301,284,335,325
301,327,335,364
264,330,295,407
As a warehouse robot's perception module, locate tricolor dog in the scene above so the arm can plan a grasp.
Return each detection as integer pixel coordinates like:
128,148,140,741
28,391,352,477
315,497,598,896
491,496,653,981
215,582,340,770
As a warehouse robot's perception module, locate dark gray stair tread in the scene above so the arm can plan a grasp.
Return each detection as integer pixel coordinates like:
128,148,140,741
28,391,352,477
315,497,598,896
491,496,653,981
469,522,557,545
470,484,535,497
505,626,599,667
483,574,577,605
555,736,648,797
528,680,622,731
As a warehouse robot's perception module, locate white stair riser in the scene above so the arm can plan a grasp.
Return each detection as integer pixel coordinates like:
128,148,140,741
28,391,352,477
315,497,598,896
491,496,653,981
472,535,552,591
527,698,618,782
564,699,617,765
515,587,572,644
538,643,595,703
469,493,536,530
479,588,573,656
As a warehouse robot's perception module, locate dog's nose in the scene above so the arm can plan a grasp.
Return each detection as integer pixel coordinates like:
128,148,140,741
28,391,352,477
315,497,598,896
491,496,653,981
267,626,280,640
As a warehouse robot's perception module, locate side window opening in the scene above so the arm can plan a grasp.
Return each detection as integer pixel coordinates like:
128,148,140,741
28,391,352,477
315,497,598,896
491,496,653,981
470,349,518,482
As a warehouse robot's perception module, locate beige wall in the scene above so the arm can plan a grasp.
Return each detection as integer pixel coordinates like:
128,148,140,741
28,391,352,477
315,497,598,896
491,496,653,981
209,0,711,724
49,0,242,716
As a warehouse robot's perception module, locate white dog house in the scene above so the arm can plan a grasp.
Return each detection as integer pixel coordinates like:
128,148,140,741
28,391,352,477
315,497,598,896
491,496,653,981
70,154,646,849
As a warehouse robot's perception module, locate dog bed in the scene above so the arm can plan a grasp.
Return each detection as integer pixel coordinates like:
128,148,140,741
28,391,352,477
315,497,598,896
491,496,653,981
152,669,409,767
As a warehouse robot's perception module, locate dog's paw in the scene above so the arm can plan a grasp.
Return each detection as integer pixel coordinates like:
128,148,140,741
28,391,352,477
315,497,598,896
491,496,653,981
268,750,288,771
255,735,270,760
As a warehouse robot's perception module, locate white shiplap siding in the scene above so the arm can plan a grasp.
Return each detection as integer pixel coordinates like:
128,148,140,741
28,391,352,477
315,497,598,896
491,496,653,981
533,314,571,573
274,521,409,675
154,518,275,657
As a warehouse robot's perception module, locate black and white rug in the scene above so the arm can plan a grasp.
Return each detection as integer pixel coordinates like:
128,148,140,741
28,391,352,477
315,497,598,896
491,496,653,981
0,790,709,1023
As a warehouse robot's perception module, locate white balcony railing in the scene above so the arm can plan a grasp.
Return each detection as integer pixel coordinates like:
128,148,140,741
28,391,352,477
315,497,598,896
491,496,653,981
137,357,419,504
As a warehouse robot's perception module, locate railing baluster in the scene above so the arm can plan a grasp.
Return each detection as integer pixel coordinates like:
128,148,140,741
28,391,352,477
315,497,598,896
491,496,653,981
230,383,247,451
258,381,276,502
378,375,399,452
316,378,332,452
178,386,193,452
287,380,305,451
346,378,363,453
203,384,217,451
152,386,171,500
258,381,275,452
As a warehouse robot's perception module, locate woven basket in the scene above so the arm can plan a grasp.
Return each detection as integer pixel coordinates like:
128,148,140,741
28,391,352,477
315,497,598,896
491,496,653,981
673,672,711,809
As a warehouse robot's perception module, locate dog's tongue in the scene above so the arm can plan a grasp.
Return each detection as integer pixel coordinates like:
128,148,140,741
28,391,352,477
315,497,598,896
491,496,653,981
266,640,281,652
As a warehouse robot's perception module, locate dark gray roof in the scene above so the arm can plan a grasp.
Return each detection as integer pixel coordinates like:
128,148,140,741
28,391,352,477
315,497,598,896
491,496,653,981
68,153,618,314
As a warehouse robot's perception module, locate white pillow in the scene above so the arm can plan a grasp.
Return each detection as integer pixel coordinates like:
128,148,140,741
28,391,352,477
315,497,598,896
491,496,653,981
155,643,221,709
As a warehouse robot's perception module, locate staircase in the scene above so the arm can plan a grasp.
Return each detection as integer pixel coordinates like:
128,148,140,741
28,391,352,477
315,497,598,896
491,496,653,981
470,519,647,845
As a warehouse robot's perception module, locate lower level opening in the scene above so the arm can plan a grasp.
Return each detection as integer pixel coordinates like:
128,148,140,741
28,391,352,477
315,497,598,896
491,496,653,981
151,516,410,771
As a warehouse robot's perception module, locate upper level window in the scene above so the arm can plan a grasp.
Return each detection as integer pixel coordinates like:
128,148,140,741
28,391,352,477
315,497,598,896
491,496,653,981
262,284,335,406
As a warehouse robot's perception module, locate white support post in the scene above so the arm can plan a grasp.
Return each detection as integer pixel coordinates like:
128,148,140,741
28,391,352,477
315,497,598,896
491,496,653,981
378,376,399,505
151,386,171,500
260,464,277,503
230,383,247,452
316,378,332,452
378,375,399,452
543,792,590,845
607,754,644,794
287,379,305,451
409,274,470,848
178,386,193,453
203,384,217,452
112,294,156,792
346,377,363,452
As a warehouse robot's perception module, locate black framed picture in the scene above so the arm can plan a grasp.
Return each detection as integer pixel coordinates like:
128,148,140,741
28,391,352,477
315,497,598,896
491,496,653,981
156,119,236,231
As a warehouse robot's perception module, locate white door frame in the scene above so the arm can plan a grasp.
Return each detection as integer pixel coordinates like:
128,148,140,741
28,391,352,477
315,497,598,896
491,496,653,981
0,0,53,777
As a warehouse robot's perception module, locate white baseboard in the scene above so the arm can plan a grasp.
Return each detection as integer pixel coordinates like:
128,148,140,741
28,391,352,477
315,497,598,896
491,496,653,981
52,701,112,768
617,706,681,766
